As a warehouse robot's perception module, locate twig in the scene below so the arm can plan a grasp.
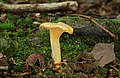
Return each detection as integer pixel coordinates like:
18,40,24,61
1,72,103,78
0,1,78,13
110,65,119,72
11,72,32,76
0,66,8,70
33,21,41,25
66,14,116,38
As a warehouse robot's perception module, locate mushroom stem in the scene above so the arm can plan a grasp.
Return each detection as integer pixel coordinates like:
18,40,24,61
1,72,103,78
50,29,63,66
39,22,73,68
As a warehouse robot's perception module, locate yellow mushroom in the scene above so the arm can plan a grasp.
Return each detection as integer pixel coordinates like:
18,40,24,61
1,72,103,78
39,22,73,68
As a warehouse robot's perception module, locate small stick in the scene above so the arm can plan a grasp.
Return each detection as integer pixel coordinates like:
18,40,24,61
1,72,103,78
11,72,32,76
0,66,8,70
66,14,116,38
33,21,41,25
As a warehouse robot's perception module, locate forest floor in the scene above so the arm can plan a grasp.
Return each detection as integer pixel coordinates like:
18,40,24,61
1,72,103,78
0,13,119,78
0,0,120,78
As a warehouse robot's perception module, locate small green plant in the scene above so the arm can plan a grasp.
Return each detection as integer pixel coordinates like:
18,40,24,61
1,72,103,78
0,20,14,30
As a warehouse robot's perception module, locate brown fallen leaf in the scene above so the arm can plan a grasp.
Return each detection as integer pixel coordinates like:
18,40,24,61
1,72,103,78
9,57,17,65
0,54,7,67
91,43,115,67
98,1,119,17
0,14,7,22
0,52,3,59
77,52,96,63
25,53,45,71
106,69,116,78
70,52,97,74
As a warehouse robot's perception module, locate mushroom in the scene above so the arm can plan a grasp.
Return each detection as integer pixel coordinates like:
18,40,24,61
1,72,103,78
39,22,73,68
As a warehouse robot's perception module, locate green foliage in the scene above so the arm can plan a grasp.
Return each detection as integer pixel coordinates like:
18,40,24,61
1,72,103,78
117,70,120,78
60,34,90,61
105,19,120,58
0,0,9,2
0,0,4,2
1,14,34,30
106,19,120,34
0,20,14,30
44,69,53,75
15,58,25,72
48,0,58,2
22,16,34,27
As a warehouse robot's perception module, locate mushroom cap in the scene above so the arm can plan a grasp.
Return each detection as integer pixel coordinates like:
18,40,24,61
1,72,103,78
39,22,73,34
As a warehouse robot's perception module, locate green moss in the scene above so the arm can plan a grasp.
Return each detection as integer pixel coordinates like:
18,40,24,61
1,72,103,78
0,14,120,77
0,20,14,30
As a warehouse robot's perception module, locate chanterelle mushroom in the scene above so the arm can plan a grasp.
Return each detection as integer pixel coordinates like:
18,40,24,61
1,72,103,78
40,22,73,68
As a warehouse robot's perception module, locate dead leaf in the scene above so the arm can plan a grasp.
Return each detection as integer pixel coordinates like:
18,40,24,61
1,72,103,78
70,52,97,74
9,57,17,65
25,53,45,71
77,52,96,62
0,14,7,22
0,55,7,66
106,69,115,78
117,14,120,19
91,43,115,67
0,52,3,59
0,53,7,69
